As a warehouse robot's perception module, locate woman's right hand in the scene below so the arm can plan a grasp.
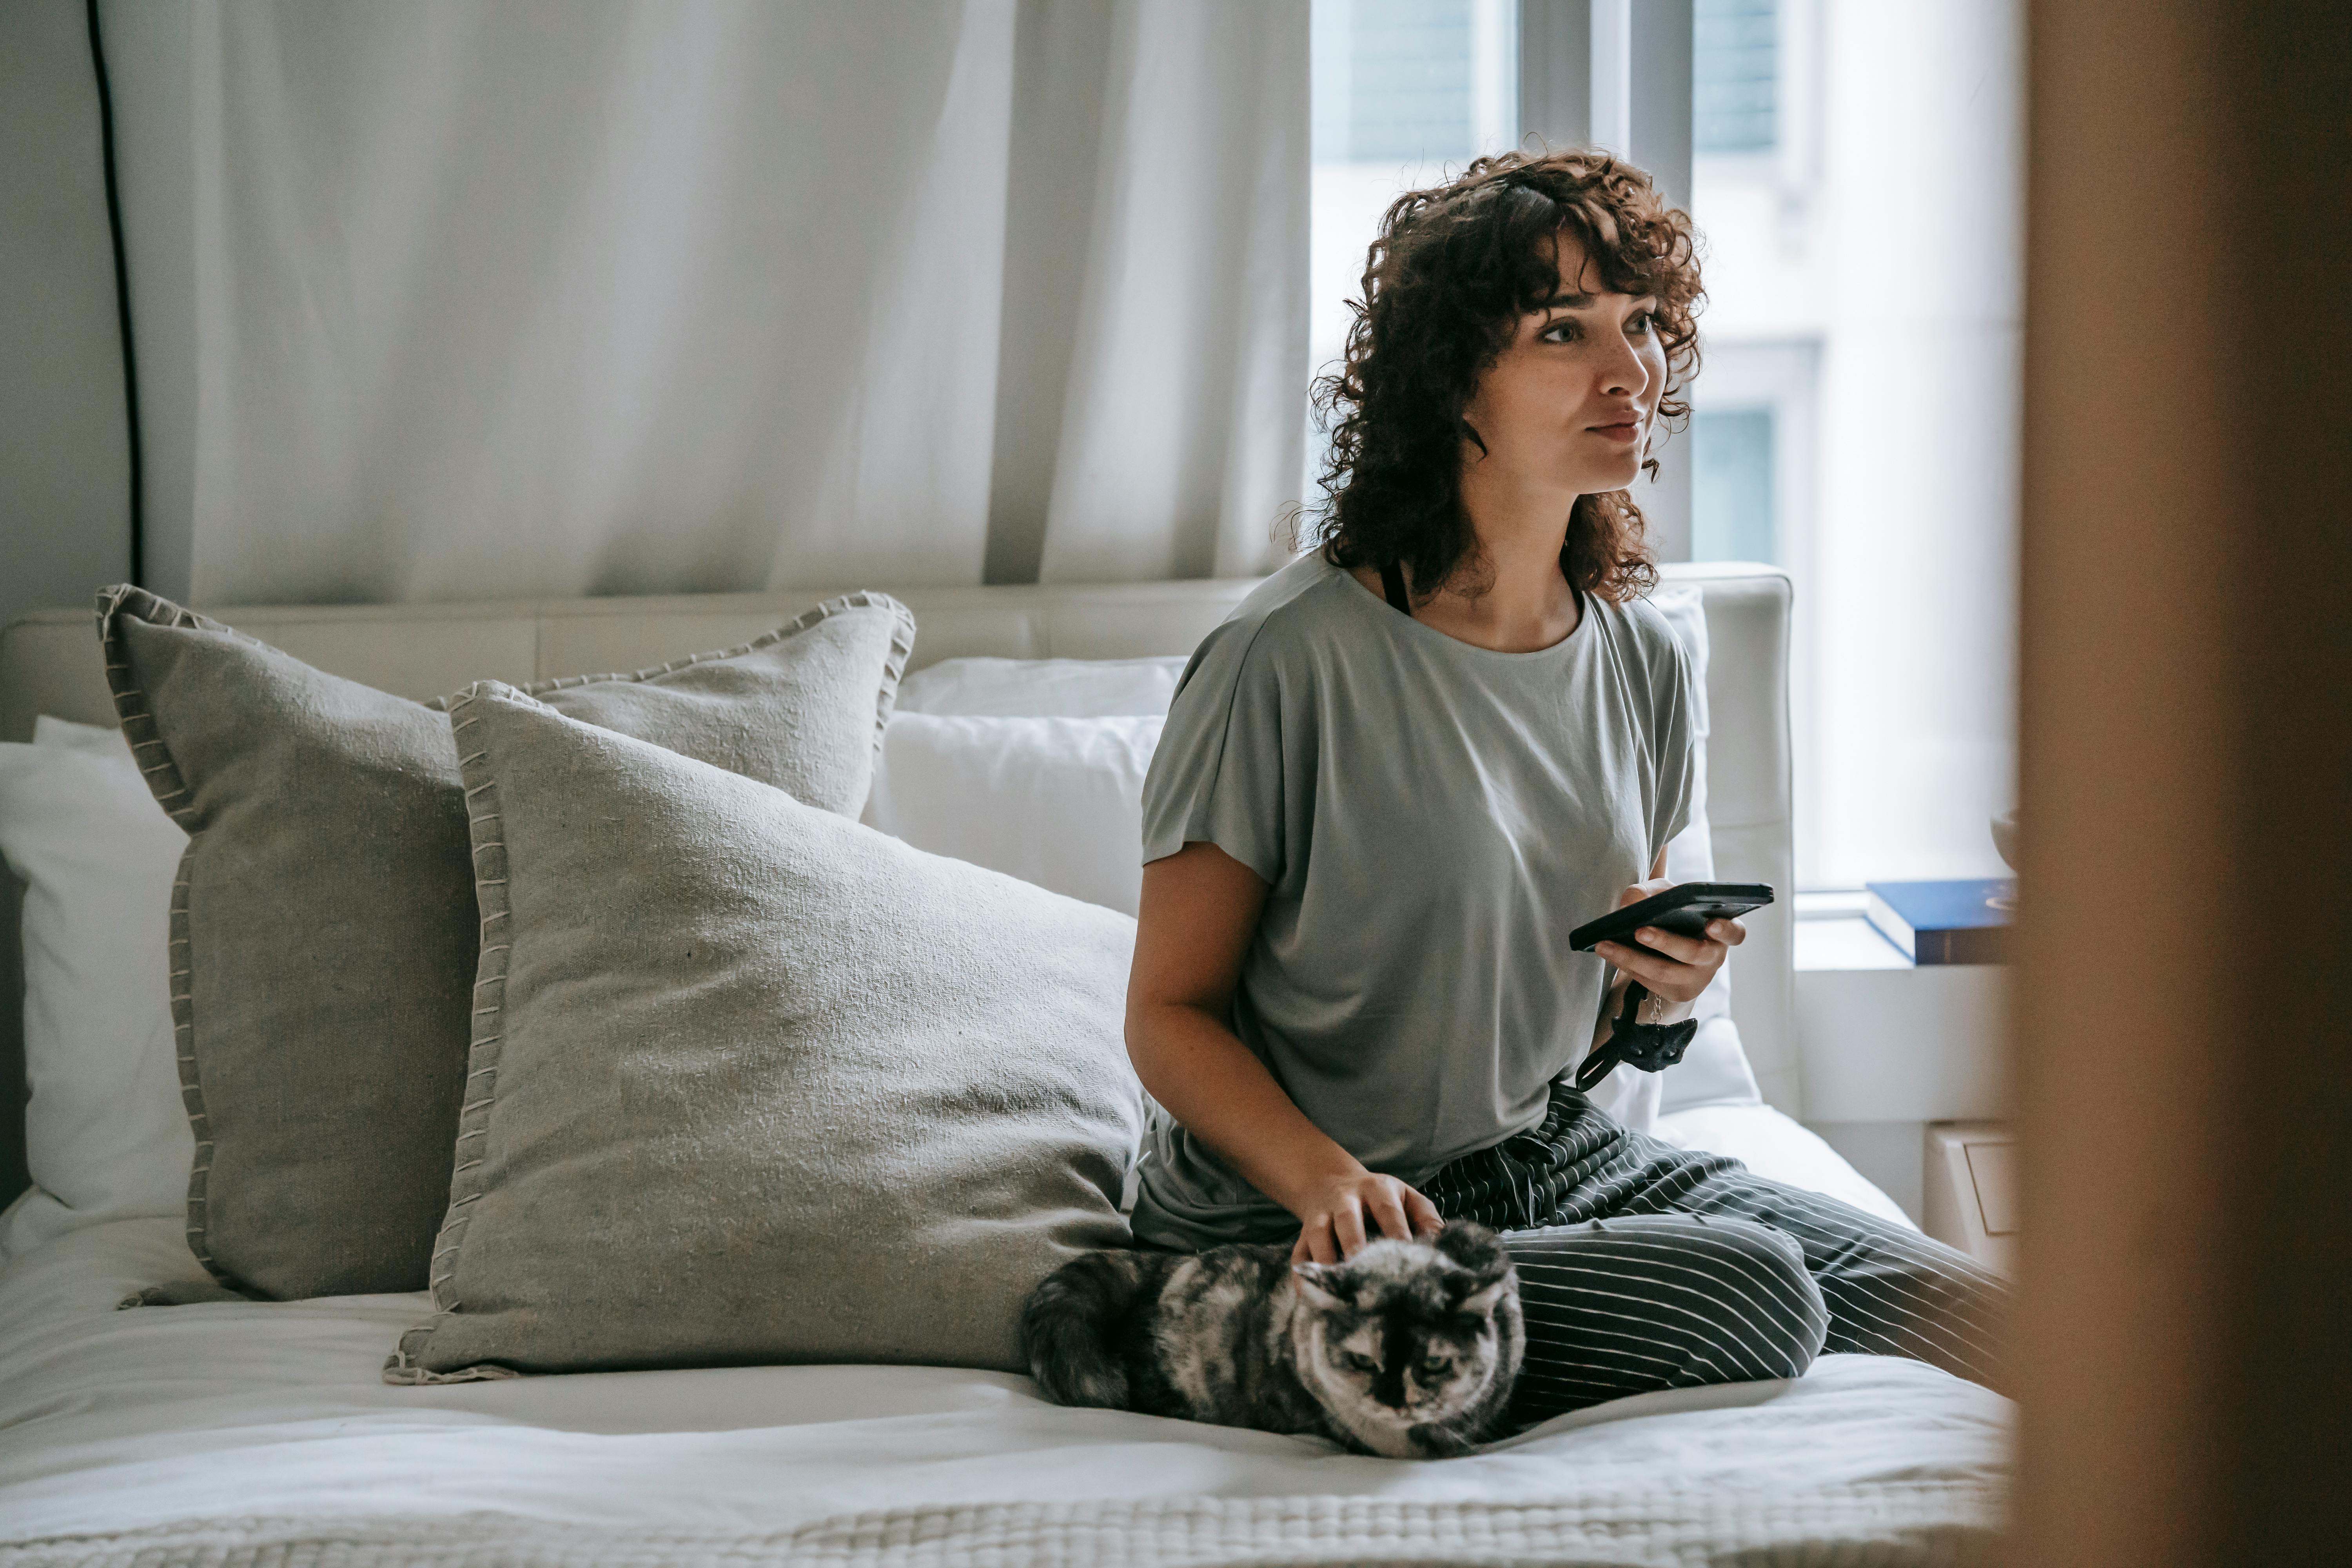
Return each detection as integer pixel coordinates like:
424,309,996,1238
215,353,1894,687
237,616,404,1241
1127,845,1445,1267
1286,1167,1445,1264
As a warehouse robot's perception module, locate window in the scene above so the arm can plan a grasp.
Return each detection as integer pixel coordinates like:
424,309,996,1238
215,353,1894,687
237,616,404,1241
1691,0,2022,886
1691,410,1773,563
1308,0,1517,496
1694,0,1778,154
1311,1,2022,890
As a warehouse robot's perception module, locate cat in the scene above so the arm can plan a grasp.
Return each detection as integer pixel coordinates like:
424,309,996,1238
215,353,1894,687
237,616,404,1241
1022,1220,1523,1459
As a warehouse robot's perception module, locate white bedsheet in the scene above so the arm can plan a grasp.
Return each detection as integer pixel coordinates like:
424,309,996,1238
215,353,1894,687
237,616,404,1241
0,1112,2001,1566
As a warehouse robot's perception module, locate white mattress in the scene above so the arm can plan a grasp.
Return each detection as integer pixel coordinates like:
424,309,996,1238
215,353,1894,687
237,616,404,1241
0,1108,2005,1566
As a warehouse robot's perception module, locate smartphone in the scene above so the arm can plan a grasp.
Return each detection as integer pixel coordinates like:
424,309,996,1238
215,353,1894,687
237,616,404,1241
1568,881,1775,959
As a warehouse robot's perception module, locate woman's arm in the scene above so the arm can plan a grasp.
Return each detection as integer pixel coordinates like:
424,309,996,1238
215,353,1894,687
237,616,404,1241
1589,849,1748,1047
1127,841,1443,1264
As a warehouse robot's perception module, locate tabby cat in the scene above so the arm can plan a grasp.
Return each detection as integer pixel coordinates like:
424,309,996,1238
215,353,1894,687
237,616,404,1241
1022,1220,1523,1458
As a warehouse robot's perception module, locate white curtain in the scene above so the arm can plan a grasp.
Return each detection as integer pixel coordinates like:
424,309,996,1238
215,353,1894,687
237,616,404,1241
105,0,1306,605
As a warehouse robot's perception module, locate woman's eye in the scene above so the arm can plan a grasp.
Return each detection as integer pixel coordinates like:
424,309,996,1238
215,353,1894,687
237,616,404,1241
1628,311,1656,337
1539,318,1579,343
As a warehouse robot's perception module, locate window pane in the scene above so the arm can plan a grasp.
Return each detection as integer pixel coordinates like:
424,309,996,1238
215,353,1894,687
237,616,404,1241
1694,0,1778,153
1309,0,1516,502
1331,0,1475,165
1693,2,2022,887
1691,410,1776,563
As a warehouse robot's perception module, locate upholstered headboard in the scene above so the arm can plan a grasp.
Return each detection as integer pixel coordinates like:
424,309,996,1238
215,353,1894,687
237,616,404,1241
0,564,1798,1203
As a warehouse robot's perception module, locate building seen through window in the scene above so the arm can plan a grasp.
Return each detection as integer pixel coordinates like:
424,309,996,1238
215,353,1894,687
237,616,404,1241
1308,0,1516,496
1694,0,1779,154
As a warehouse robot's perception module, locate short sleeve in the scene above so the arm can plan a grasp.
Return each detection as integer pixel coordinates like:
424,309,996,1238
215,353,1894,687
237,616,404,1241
1139,618,1294,887
1648,622,1700,866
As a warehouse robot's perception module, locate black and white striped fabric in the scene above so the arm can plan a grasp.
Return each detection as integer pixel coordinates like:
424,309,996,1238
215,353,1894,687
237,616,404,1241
1422,1083,2008,1421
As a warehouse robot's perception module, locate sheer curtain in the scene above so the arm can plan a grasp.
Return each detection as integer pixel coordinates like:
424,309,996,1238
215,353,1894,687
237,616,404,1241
101,0,1306,605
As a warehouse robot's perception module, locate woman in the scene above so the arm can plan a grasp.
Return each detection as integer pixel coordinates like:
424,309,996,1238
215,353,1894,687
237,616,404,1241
1126,149,2005,1419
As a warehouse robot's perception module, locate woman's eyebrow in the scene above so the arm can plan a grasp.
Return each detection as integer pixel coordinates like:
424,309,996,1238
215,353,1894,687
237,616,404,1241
1540,292,1660,318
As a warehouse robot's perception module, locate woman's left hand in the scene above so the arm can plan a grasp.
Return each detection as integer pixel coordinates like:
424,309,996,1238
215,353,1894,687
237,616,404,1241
1592,877,1746,1006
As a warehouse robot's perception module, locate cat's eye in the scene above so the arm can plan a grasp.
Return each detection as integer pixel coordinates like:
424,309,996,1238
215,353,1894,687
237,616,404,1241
1419,1356,1451,1377
1343,1351,1378,1374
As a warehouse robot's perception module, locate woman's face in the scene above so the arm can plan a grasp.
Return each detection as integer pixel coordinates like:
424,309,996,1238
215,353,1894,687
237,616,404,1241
1459,233,1666,500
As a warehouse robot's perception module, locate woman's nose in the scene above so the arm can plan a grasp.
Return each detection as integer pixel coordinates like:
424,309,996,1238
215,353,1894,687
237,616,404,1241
1599,332,1650,400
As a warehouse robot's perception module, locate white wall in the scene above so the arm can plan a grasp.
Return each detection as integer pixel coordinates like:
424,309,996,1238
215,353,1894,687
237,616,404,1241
1696,0,2021,886
0,0,131,631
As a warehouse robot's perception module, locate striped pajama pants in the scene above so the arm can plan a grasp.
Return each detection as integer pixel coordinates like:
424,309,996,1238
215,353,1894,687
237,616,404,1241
1421,1083,2009,1422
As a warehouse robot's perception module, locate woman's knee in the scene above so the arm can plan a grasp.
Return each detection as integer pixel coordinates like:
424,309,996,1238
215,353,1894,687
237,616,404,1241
1668,1216,1830,1381
1506,1214,1829,1390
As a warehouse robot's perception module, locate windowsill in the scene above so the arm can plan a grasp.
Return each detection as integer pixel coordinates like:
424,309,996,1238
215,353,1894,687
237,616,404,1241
1795,913,1911,971
1790,891,2008,1123
1794,890,1914,972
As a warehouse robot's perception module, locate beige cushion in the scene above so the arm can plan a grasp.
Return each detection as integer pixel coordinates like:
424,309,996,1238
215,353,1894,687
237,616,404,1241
99,586,913,1299
385,682,1140,1382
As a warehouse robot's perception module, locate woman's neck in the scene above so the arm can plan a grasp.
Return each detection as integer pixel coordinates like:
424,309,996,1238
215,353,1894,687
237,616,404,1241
1412,466,1584,653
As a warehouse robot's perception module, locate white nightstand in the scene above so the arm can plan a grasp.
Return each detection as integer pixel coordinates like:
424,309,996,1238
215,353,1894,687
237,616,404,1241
1923,1121,2017,1273
1793,893,2010,1222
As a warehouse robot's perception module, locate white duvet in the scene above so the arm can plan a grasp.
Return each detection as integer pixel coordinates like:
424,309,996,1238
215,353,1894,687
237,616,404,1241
0,1111,2007,1567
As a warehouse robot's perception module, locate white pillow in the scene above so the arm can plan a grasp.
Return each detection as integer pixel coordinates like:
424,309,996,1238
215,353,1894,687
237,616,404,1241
895,655,1188,718
1653,1104,1915,1230
0,717,192,1258
865,714,1162,915
1648,587,1764,1114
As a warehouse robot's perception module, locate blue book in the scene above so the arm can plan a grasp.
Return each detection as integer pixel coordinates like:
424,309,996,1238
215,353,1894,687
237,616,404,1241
1863,879,2015,965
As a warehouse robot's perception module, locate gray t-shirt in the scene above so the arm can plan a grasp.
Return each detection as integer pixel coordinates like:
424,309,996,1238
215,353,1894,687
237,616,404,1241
1130,552,1699,1251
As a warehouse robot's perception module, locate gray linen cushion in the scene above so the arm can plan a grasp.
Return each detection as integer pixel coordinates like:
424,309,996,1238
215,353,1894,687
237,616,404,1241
97,585,913,1300
384,682,1140,1382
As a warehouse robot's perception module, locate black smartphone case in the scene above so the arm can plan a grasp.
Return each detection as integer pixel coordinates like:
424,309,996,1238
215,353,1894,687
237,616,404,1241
1568,881,1775,955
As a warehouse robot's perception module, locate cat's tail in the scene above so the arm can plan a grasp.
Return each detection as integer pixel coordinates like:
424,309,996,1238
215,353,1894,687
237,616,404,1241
1021,1248,1155,1409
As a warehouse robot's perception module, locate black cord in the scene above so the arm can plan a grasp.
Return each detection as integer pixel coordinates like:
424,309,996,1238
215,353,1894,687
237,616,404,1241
86,0,143,588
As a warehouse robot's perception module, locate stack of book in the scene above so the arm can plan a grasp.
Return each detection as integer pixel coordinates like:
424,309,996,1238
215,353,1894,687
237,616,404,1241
1863,879,2015,965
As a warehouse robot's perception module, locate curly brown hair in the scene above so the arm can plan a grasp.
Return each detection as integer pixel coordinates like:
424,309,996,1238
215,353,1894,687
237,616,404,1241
1307,149,1703,604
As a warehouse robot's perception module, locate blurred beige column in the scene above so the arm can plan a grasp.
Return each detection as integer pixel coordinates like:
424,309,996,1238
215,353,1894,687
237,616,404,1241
2009,1,2350,1564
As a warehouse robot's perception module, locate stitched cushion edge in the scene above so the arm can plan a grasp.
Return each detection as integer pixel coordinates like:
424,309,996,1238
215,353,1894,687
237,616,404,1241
428,590,918,771
383,681,532,1386
94,585,257,1295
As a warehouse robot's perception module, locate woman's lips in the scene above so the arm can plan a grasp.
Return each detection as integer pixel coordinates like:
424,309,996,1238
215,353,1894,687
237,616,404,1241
1587,421,1641,443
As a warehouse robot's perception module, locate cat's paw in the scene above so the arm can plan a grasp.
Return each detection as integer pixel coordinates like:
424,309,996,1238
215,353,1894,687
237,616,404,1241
1406,1422,1478,1459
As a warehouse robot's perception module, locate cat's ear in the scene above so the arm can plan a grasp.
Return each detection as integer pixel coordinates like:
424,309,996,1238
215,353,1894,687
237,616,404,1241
1456,1278,1510,1318
1433,1221,1509,1276
1291,1264,1347,1310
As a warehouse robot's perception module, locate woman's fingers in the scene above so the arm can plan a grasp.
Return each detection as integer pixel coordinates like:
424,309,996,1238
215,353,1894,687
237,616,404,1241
1629,924,1715,964
1596,937,1714,993
1615,877,1672,908
1706,917,1748,947
1333,1200,1369,1258
1597,935,1736,1005
1405,1187,1445,1238
1298,1182,1450,1263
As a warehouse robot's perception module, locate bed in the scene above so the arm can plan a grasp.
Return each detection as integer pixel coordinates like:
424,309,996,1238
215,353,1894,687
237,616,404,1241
0,566,2008,1566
